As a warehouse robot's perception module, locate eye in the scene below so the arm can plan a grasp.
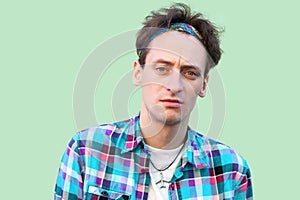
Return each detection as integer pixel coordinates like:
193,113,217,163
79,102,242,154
154,65,170,75
183,70,200,80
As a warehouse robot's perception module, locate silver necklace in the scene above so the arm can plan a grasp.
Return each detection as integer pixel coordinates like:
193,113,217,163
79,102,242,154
149,143,185,189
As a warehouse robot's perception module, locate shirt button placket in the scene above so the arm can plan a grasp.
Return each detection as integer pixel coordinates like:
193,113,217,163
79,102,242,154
169,183,177,200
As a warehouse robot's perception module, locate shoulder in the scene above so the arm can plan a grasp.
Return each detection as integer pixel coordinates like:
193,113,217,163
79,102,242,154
189,131,253,198
192,130,251,174
70,118,134,149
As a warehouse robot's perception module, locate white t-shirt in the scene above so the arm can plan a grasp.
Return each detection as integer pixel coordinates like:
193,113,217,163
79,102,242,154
146,143,185,200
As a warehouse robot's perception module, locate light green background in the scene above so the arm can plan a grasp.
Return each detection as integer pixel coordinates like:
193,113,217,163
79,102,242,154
1,0,299,199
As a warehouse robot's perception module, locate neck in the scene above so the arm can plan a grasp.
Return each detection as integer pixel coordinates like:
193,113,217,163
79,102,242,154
139,112,189,150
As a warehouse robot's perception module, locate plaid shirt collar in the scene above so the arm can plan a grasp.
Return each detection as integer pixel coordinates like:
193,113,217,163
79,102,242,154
121,114,210,169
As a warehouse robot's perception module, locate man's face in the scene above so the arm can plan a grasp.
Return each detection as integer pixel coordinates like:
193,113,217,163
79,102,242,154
133,31,209,126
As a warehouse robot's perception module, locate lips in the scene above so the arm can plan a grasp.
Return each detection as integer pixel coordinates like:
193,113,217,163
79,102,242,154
160,98,183,108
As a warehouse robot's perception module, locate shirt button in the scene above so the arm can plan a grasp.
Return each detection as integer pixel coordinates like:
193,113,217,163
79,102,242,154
101,190,109,196
170,184,174,190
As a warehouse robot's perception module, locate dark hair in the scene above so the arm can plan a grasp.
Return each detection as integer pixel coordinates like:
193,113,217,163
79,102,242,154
136,3,223,77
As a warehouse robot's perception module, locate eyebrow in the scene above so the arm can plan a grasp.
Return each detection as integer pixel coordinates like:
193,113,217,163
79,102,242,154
152,58,203,76
153,59,199,68
152,59,174,66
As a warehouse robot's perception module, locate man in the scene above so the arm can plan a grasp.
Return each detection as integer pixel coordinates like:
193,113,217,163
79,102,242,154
55,3,253,200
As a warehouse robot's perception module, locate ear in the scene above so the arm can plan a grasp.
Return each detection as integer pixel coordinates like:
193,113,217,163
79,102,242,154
199,75,209,98
132,60,143,86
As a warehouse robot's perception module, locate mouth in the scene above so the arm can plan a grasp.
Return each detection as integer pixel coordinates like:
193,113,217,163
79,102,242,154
160,98,183,108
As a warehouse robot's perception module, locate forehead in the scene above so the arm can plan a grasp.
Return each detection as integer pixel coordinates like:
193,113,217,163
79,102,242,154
146,31,207,67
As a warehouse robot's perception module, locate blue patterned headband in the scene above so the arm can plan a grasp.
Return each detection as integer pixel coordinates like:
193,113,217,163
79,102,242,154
138,22,206,57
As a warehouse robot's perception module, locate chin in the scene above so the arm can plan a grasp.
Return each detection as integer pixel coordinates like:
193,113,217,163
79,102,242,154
147,105,187,126
163,113,183,126
164,118,182,126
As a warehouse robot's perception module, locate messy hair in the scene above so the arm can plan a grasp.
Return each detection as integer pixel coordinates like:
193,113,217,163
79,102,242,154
136,3,223,77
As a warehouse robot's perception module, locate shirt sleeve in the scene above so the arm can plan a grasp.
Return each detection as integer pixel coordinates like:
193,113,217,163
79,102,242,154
54,135,84,200
234,165,253,200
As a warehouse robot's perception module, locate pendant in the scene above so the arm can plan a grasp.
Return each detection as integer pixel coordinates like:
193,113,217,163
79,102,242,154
159,172,166,189
155,171,171,189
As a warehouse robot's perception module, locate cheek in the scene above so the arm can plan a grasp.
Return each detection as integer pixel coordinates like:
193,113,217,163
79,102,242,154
184,81,203,96
142,76,165,86
141,85,159,99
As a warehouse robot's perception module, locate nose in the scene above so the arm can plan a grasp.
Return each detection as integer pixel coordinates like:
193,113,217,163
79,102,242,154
164,70,183,94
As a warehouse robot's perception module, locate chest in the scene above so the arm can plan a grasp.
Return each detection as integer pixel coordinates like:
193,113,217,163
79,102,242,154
81,153,235,200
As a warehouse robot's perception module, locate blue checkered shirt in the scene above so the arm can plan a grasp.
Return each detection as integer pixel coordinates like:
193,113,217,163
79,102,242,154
54,115,253,199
